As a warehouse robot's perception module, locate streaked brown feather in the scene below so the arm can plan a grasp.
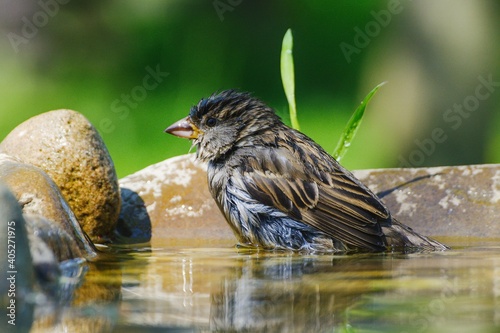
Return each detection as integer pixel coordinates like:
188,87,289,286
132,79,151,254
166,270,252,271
238,133,390,251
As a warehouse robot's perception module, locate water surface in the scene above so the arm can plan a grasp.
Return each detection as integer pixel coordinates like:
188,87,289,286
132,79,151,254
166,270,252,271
35,237,500,332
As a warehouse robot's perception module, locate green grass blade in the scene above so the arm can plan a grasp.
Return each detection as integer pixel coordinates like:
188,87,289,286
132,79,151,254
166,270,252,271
280,29,300,130
333,82,386,161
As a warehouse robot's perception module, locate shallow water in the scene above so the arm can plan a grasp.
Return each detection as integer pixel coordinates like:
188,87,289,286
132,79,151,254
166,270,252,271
33,237,500,332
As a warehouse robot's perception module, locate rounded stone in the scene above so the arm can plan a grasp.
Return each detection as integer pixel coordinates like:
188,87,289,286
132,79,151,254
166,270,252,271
23,217,61,291
0,183,35,333
353,164,500,238
0,109,121,242
0,154,96,259
25,214,86,263
118,154,234,247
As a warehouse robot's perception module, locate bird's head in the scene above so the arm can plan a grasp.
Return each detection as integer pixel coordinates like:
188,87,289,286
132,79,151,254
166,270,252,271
165,90,280,162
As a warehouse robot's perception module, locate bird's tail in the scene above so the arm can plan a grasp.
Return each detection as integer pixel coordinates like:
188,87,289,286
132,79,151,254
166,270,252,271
383,219,449,252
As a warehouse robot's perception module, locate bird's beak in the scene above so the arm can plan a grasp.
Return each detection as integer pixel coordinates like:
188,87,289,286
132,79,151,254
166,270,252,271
164,116,201,139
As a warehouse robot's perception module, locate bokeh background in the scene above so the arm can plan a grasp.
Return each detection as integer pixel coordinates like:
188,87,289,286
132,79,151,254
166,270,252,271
1,0,499,177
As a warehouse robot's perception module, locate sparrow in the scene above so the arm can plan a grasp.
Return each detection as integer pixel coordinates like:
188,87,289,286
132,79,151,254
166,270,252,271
165,90,448,253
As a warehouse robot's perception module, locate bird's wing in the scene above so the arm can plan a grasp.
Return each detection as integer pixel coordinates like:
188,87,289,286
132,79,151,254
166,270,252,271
239,140,390,250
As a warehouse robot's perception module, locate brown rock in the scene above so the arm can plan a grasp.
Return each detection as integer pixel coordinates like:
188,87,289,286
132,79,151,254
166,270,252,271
0,183,35,333
0,109,121,242
353,164,500,238
0,184,62,306
0,184,35,279
23,219,61,289
119,154,500,244
118,154,234,247
0,154,96,259
25,214,86,262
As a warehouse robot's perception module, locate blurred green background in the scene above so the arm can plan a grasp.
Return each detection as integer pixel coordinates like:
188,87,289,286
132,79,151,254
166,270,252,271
1,0,499,178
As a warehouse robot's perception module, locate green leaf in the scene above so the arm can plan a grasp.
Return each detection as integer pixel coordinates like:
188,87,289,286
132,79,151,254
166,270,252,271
333,82,386,161
280,28,300,130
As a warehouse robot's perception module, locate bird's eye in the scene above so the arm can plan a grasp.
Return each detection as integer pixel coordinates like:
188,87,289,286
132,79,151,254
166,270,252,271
206,117,217,127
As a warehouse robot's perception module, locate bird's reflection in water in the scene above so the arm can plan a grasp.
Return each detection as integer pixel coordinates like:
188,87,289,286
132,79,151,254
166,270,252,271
210,252,390,332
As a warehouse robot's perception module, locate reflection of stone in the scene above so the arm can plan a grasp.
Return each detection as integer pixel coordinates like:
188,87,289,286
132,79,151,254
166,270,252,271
0,109,121,243
29,259,117,333
0,154,96,260
37,261,122,333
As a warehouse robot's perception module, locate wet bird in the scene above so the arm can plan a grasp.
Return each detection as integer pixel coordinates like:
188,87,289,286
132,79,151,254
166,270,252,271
165,90,448,253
